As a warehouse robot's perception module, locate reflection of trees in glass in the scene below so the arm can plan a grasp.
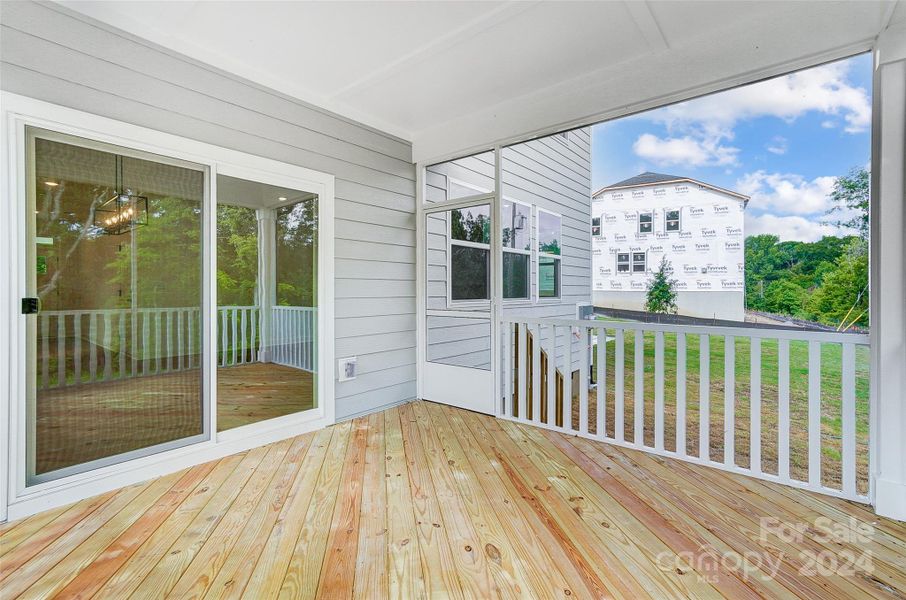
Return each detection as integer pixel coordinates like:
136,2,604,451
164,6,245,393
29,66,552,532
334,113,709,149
217,205,258,306
451,208,490,243
540,240,561,255
276,198,318,307
109,196,202,309
502,252,528,299
451,246,489,300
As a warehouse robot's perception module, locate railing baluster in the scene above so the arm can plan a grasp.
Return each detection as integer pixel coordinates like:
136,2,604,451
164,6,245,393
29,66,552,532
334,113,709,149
57,314,66,387
88,312,98,383
240,307,248,364
231,308,238,366
808,340,821,487
779,338,790,482
676,332,686,457
155,310,162,374
750,337,762,473
250,307,257,363
41,314,49,389
615,328,625,443
517,322,527,421
579,327,589,435
724,335,735,467
103,312,113,380
699,334,710,461
503,321,512,417
118,312,126,378
130,311,137,377
187,309,194,369
142,311,150,375
654,330,664,451
177,309,184,371
563,325,573,431
73,313,82,385
596,327,606,439
532,323,542,424
841,343,856,496
634,329,643,445
167,310,174,371
220,309,228,367
547,324,556,426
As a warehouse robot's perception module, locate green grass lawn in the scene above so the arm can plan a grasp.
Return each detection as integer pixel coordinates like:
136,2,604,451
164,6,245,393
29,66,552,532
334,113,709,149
582,319,870,494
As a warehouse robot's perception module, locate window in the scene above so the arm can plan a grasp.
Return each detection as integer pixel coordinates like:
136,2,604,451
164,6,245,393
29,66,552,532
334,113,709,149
665,209,681,232
617,253,630,273
502,198,531,300
537,209,561,298
591,216,601,237
449,204,491,301
638,211,653,234
632,252,647,273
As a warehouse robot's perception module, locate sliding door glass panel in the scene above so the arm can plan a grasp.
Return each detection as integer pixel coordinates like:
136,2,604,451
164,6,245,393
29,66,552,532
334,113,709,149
27,128,206,484
215,175,318,431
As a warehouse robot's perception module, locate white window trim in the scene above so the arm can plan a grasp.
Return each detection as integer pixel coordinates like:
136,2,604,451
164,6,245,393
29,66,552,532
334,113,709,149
664,208,682,233
535,207,562,302
446,175,493,202
638,210,654,235
1,92,336,520
501,197,532,302
591,215,602,238
616,252,631,275
446,204,492,308
632,251,648,274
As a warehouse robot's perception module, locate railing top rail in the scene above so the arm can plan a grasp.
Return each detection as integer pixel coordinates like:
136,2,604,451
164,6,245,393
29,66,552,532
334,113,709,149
41,305,257,316
500,316,870,345
272,305,318,310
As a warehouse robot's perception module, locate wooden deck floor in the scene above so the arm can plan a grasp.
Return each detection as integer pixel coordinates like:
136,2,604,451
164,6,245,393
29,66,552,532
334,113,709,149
3,401,905,599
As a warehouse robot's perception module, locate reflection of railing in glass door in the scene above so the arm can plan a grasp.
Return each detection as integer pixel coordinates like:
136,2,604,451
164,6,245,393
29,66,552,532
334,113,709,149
37,305,316,390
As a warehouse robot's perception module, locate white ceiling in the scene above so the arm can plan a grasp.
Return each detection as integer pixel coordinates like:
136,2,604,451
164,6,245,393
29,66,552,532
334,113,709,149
58,1,903,162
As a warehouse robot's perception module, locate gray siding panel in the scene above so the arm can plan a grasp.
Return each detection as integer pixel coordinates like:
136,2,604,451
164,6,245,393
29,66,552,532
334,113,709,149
0,1,417,419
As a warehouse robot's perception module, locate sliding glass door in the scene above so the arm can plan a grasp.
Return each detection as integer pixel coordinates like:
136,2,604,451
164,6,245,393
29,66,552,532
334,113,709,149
25,128,208,484
215,175,318,432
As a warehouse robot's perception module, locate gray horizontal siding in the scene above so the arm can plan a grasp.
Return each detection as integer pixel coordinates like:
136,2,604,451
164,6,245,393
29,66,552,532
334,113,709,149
0,0,417,419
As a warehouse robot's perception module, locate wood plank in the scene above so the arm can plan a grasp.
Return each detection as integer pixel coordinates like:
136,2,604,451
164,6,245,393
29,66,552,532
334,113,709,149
129,445,270,599
279,421,352,598
53,462,217,599
397,404,468,599
429,402,593,599
383,407,427,599
95,452,248,598
315,417,369,598
242,428,334,599
352,412,389,600
204,434,314,599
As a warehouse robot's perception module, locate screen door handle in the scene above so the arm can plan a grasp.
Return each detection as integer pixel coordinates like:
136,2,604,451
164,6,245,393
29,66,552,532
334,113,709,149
21,297,40,315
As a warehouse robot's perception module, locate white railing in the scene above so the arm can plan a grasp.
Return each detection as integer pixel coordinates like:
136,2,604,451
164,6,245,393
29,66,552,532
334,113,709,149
500,317,871,503
271,306,317,372
38,305,260,390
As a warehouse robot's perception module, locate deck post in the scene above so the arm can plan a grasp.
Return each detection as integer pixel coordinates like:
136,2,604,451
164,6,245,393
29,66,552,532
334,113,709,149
256,208,277,363
871,28,906,521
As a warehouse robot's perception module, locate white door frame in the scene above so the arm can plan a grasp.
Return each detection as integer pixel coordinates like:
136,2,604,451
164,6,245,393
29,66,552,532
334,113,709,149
416,148,503,415
1,92,335,521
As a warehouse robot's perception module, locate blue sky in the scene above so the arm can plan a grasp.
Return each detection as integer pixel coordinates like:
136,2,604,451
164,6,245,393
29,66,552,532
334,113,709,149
591,53,872,242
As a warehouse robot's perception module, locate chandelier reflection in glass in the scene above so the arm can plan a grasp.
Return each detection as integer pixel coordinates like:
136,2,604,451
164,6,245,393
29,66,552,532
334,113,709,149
94,154,148,235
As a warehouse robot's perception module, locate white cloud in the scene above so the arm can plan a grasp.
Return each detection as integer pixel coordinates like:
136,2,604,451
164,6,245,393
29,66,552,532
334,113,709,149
649,61,870,134
632,133,739,167
766,136,788,155
821,120,836,129
736,171,836,216
745,213,840,242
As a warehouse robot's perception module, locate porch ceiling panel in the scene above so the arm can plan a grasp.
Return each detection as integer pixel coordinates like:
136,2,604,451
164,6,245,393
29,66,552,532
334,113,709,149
55,0,902,162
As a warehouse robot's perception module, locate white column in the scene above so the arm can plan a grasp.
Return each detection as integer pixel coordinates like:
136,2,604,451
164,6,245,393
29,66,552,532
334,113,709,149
871,24,906,522
256,208,277,363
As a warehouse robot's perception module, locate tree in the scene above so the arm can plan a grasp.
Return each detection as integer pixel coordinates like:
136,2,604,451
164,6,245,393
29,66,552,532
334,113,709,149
806,238,868,327
763,280,808,316
824,167,869,239
645,257,678,314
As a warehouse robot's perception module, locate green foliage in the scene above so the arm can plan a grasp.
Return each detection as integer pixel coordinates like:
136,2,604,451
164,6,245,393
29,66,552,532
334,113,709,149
451,208,490,243
806,238,868,327
645,257,678,314
824,167,869,239
744,166,869,327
